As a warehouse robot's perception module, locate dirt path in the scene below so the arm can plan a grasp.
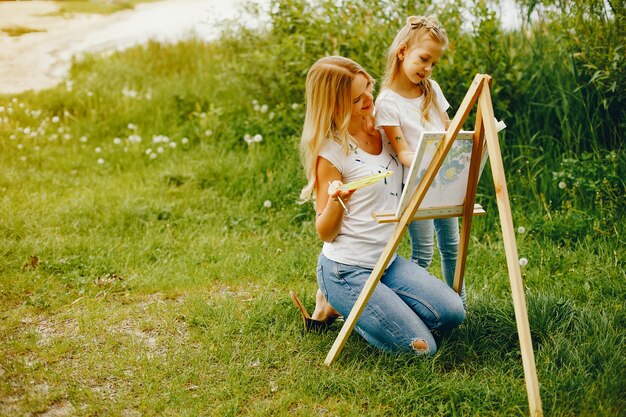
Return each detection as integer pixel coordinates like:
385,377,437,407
0,0,257,94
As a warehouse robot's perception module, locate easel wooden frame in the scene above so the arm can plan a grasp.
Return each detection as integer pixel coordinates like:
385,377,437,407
323,74,543,417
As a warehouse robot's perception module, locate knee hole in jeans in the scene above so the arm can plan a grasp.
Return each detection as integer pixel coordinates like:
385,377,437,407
411,338,429,353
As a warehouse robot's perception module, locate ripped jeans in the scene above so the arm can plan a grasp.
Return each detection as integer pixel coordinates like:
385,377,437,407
317,253,465,356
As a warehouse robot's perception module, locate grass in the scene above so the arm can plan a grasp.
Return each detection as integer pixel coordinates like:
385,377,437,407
0,25,46,37
0,0,624,415
49,0,160,16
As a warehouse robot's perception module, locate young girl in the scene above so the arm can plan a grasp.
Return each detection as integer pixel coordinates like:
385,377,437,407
293,55,464,355
375,15,466,306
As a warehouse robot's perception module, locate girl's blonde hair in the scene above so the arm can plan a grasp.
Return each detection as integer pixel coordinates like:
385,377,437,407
381,15,448,124
299,56,374,202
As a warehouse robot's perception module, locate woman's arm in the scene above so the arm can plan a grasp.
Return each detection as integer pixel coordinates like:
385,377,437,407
315,157,354,242
382,126,414,167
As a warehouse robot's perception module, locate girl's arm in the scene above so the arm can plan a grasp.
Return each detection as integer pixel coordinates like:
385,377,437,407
442,111,451,130
315,157,354,242
382,126,414,167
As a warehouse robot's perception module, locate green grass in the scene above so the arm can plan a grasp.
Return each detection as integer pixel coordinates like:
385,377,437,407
0,0,624,415
49,0,159,16
0,25,46,37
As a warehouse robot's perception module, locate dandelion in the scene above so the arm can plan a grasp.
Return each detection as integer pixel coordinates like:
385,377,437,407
0,106,4,112
128,123,137,131
244,134,253,145
144,91,152,100
23,127,31,135
149,153,157,160
97,158,104,165
205,129,213,137
199,112,207,119
263,200,272,208
291,103,299,110
20,156,26,162
122,87,138,98
253,134,263,142
253,103,261,112
157,146,164,154
113,137,122,145
17,144,24,150
87,91,93,97
51,116,60,123
168,142,177,148
269,112,275,120
145,148,153,155
181,137,189,145
80,136,88,143
49,134,58,141
63,133,71,140
65,81,74,91
519,257,528,267
260,104,268,113
558,181,567,189
95,147,102,153
251,99,258,106
34,146,40,151
128,134,142,143
10,134,16,140
517,226,525,234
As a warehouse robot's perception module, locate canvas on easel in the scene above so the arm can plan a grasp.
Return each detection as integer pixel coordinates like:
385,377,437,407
323,74,543,417
395,123,504,218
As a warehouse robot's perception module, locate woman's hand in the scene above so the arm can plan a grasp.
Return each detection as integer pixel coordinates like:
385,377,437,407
327,180,355,205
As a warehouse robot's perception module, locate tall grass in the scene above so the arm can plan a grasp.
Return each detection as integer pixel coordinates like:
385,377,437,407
0,0,624,415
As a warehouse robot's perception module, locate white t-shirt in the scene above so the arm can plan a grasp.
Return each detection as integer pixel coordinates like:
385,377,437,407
375,80,450,179
319,136,403,269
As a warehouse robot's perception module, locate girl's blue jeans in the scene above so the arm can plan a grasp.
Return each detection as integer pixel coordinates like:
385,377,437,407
408,217,467,306
317,253,465,355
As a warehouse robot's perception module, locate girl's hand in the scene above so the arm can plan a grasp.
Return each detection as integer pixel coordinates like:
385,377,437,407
398,150,415,167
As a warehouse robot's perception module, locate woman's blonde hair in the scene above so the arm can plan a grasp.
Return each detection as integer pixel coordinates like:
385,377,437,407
381,15,448,124
299,56,374,202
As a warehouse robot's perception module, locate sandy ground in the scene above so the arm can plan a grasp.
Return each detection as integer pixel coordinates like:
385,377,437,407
0,0,259,94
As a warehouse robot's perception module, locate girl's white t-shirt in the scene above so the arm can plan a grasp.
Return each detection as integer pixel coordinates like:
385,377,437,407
375,80,450,180
319,136,403,269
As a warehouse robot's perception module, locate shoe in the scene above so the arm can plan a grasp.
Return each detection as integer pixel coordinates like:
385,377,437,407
289,290,338,333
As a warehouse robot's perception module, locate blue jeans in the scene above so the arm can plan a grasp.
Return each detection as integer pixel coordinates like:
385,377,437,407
316,253,465,355
408,218,467,305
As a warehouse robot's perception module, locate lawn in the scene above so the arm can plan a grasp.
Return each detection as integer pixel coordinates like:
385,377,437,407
1,0,624,416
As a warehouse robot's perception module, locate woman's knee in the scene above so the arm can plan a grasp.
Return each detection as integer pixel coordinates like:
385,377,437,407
441,296,466,329
410,335,438,356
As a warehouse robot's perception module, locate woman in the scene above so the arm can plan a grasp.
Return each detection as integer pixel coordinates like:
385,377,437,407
293,56,465,355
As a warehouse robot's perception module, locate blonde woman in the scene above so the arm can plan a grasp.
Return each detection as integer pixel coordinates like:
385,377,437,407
292,56,464,355
375,16,465,306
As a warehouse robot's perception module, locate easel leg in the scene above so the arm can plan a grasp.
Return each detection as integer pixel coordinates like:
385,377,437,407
480,87,543,417
453,92,487,294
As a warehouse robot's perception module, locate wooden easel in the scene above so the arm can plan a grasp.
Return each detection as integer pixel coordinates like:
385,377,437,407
324,74,543,417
